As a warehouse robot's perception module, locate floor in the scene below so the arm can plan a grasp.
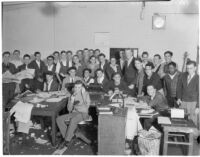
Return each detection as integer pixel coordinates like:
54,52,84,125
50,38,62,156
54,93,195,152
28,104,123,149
7,125,200,155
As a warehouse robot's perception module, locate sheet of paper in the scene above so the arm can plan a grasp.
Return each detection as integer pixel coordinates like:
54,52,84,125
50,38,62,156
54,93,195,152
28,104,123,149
17,121,32,134
29,97,44,103
158,116,171,124
108,103,121,108
45,96,65,102
171,109,184,118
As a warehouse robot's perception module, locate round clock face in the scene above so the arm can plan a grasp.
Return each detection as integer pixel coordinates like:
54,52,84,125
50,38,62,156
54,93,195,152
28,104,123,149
154,16,165,28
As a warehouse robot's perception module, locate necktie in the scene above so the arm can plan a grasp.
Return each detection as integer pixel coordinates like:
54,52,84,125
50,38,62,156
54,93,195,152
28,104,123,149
187,75,192,84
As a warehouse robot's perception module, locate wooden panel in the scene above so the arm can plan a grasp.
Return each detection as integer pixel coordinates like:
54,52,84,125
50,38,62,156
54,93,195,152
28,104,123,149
98,114,126,155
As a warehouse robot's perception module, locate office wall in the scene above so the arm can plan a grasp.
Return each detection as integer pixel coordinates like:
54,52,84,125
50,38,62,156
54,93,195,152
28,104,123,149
2,0,199,69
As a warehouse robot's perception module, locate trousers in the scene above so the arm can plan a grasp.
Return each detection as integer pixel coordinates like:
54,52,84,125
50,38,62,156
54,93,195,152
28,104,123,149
56,112,88,142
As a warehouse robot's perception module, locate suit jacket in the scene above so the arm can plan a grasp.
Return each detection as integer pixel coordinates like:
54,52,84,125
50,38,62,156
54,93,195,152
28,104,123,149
177,72,199,105
123,58,137,85
99,60,109,79
29,60,46,79
105,64,122,80
17,64,31,72
44,79,59,92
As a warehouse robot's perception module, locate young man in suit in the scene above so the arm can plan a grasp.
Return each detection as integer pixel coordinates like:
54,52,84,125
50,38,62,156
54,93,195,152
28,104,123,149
10,49,22,69
177,60,199,127
18,54,35,93
94,68,109,90
2,51,17,107
141,51,152,68
56,80,91,149
163,62,181,108
98,53,109,79
61,67,82,92
106,57,122,80
29,51,46,91
143,62,162,95
43,71,59,92
46,55,56,72
123,48,137,96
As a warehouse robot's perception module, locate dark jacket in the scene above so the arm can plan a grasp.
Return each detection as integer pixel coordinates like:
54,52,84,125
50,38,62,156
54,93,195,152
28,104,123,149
2,62,17,74
177,72,199,105
99,60,110,79
29,60,46,80
94,76,109,89
44,79,59,92
105,64,122,80
123,58,137,85
143,72,162,95
17,64,31,72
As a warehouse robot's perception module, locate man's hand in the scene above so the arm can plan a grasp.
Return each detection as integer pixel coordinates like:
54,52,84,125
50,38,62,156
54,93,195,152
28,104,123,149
177,99,182,106
195,108,199,115
37,78,43,82
128,84,134,89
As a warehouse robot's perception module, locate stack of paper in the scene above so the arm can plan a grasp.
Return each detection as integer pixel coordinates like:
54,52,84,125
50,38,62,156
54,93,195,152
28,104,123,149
158,116,171,124
98,107,113,115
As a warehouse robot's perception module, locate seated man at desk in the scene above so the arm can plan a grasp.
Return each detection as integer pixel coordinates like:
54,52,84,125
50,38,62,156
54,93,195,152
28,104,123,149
56,80,91,149
140,84,168,130
43,71,59,92
105,72,129,95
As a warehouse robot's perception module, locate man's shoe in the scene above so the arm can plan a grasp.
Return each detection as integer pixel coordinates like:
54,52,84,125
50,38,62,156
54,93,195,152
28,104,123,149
58,141,70,150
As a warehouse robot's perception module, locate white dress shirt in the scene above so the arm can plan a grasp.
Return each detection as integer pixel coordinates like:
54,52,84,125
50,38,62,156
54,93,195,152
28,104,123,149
36,60,40,69
127,56,133,67
47,79,53,91
47,65,54,71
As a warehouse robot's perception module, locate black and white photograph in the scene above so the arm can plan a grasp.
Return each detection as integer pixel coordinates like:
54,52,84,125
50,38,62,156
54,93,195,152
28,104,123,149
1,0,200,155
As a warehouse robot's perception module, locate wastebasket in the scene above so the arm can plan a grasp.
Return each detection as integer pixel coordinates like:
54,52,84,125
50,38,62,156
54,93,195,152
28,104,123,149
138,128,161,155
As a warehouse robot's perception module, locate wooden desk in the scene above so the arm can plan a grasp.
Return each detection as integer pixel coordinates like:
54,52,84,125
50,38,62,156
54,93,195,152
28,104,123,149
98,108,127,155
162,120,197,155
6,97,67,146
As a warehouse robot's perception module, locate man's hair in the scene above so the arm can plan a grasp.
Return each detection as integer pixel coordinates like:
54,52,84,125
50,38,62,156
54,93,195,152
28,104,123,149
168,61,177,68
142,51,149,57
164,51,173,57
147,84,156,89
135,58,143,63
145,62,155,69
154,54,161,59
125,48,132,52
61,50,66,54
112,72,121,79
96,68,103,73
53,51,59,55
94,49,100,52
186,60,196,67
83,68,92,74
3,51,11,56
13,50,20,54
23,54,30,59
83,48,89,51
90,55,96,60
34,51,41,56
73,55,79,59
75,80,83,86
47,55,54,60
66,51,72,55
76,50,83,54
98,53,106,58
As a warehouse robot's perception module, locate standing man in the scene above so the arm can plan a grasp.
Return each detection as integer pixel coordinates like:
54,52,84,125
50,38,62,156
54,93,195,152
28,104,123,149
98,53,109,79
177,60,199,126
29,51,46,91
123,48,137,96
163,62,181,108
2,51,17,107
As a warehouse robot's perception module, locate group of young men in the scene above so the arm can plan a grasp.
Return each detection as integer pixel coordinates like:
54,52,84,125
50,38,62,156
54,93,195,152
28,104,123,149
2,48,199,149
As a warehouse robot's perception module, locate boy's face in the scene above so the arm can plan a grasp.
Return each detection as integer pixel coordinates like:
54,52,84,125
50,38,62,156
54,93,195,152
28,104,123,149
3,54,10,63
186,64,196,74
35,54,41,61
125,50,132,59
147,86,155,97
145,66,153,76
142,54,148,62
164,53,172,63
135,60,142,70
84,70,90,78
97,71,103,78
47,57,54,66
74,84,82,93
113,74,121,83
69,69,76,77
153,56,160,65
24,57,30,65
99,56,105,63
168,65,176,75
